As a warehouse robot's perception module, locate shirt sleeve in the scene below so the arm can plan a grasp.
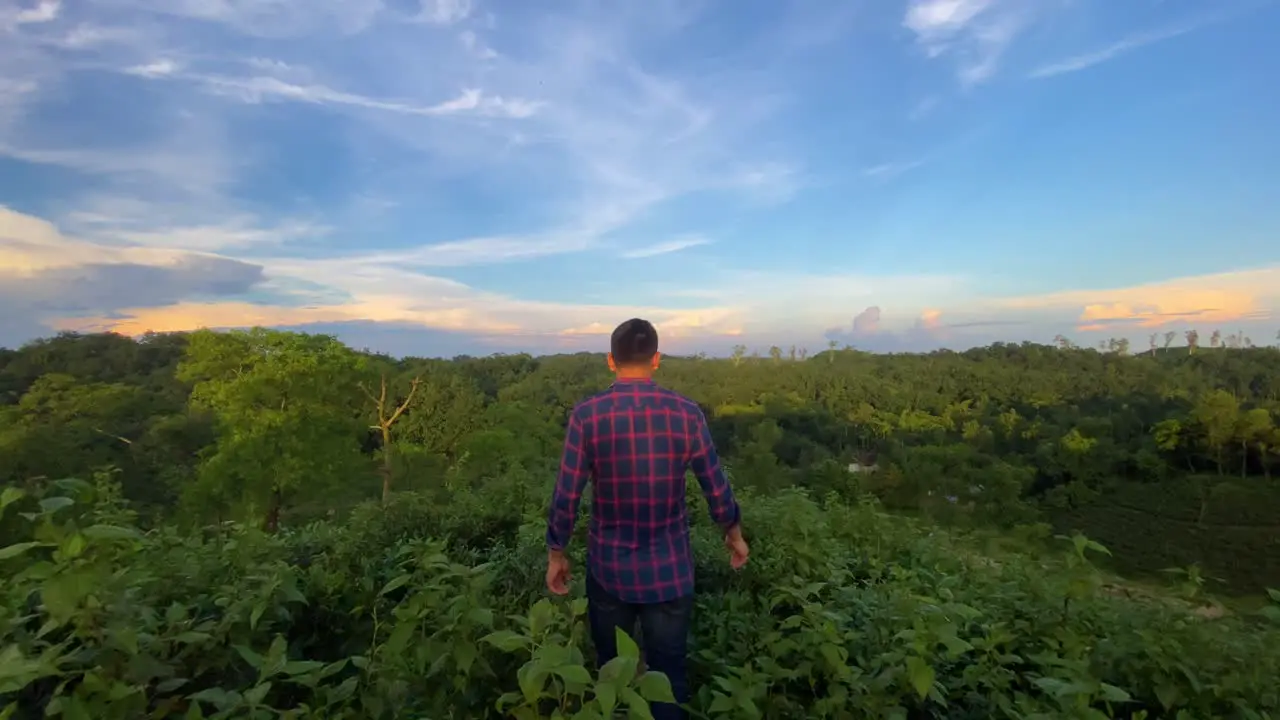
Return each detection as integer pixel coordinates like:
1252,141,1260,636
546,407,591,551
687,406,741,531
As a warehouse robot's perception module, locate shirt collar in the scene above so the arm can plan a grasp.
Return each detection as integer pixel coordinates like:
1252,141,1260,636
611,377,655,388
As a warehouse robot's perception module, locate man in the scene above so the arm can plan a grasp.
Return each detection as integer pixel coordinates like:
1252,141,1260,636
545,318,749,720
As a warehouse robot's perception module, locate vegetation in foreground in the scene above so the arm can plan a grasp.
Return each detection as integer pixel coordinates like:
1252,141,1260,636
3,475,1280,719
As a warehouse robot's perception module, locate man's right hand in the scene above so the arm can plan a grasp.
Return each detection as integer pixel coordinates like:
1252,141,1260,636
725,525,749,569
546,549,572,595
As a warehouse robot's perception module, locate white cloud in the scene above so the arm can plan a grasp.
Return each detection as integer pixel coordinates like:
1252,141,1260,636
621,235,712,259
417,0,473,26
904,0,996,48
124,58,179,78
5,0,60,28
903,0,1034,86
459,30,498,59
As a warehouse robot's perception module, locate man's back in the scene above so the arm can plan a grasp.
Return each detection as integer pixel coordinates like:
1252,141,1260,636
545,378,740,603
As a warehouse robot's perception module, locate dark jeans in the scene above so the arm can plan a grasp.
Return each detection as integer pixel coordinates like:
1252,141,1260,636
585,572,693,720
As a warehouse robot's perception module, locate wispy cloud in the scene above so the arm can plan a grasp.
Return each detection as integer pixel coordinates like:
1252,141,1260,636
2,0,800,284
621,235,712,259
864,160,925,179
130,66,542,119
1030,20,1209,78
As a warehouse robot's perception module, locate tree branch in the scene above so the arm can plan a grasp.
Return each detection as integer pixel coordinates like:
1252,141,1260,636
385,377,421,428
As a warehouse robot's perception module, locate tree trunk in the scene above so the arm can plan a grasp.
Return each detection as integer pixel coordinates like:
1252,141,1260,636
264,487,282,533
380,425,394,505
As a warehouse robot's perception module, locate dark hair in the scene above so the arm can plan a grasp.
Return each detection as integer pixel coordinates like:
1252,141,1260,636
610,318,659,365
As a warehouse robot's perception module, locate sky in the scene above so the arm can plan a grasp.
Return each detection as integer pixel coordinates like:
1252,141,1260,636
2,0,1279,358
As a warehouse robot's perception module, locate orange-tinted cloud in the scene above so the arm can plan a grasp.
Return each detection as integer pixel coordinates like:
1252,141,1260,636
918,308,943,330
53,300,747,344
1001,266,1279,332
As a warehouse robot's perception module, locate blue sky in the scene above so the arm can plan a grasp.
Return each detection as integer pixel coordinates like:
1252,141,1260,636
2,0,1279,357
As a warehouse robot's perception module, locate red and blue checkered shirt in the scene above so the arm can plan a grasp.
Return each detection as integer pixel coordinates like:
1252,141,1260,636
546,378,741,604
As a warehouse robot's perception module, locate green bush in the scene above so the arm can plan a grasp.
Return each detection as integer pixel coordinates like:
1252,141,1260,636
2,480,1279,719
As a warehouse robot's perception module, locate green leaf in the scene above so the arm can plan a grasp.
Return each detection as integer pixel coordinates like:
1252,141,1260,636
329,676,358,702
156,678,189,693
59,534,86,560
623,687,655,720
0,542,42,561
481,630,530,653
1266,588,1280,603
905,656,935,701
529,599,555,637
615,626,640,661
636,671,676,704
599,655,638,686
189,687,238,711
379,574,412,596
0,487,23,512
42,572,92,620
454,640,478,675
38,497,74,514
1099,683,1132,703
283,660,324,676
250,602,267,630
707,693,735,714
245,681,272,706
234,644,264,669
82,525,143,542
595,682,617,715
517,663,548,704
554,664,593,685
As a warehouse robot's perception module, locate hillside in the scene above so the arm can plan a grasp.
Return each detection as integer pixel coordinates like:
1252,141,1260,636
3,328,1280,717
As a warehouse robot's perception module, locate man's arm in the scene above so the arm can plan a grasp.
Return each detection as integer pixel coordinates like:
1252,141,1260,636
546,409,590,552
687,406,742,533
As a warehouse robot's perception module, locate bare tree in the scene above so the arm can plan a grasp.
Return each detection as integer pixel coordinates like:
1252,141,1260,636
1185,329,1199,354
730,345,747,367
1210,329,1222,349
1163,331,1175,352
361,373,421,505
1148,333,1158,355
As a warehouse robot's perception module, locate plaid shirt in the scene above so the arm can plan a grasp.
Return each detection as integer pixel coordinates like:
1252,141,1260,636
546,379,741,603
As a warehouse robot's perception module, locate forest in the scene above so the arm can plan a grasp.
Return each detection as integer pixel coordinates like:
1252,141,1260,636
2,327,1280,719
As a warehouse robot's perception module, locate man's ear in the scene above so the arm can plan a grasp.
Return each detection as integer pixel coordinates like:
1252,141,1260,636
606,353,617,372
651,352,662,370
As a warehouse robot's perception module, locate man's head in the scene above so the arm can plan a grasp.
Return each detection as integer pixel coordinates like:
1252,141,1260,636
607,318,660,377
